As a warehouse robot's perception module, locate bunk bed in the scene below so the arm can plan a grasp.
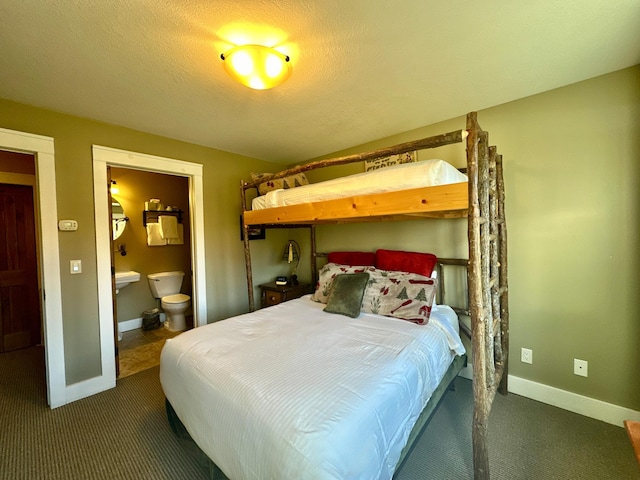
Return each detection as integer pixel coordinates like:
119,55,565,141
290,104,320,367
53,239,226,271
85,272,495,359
241,112,509,479
160,112,508,479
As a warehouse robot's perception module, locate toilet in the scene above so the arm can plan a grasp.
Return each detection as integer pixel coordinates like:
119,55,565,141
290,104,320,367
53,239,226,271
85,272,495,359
147,271,191,332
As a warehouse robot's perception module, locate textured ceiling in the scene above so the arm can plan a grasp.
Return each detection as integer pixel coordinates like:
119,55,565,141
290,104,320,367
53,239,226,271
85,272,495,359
0,0,638,163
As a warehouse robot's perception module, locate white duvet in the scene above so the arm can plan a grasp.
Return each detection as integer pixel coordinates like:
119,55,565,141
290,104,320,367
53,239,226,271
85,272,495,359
160,296,465,480
251,159,467,210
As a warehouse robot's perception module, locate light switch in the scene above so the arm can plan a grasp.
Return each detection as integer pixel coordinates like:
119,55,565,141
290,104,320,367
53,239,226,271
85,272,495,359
70,260,82,274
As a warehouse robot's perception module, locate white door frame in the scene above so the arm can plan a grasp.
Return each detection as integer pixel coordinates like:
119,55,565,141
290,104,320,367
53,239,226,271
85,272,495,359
0,128,66,408
92,146,207,390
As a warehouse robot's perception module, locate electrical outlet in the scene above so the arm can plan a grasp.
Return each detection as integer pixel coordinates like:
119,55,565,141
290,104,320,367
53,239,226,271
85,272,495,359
521,348,533,364
574,359,588,377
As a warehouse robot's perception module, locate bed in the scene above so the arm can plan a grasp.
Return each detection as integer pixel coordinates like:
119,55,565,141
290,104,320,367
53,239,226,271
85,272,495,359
160,113,505,479
160,293,466,479
236,112,509,479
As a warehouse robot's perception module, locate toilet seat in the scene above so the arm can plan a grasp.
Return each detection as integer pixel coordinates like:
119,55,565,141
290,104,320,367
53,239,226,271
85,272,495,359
162,293,190,304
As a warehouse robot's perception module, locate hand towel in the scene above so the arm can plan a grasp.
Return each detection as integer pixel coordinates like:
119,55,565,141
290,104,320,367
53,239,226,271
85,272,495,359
146,223,167,246
158,215,179,240
168,224,184,245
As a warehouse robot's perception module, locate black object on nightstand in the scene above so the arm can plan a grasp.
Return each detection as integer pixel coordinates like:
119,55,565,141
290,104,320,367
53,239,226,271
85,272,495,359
259,282,313,308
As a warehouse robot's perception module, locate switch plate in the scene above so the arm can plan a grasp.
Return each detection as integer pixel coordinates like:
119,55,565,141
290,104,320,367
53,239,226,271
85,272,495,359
70,260,82,274
574,359,588,377
521,347,533,364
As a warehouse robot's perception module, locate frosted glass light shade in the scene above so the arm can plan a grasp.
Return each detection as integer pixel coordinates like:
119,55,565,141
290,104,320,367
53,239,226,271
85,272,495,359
221,45,292,90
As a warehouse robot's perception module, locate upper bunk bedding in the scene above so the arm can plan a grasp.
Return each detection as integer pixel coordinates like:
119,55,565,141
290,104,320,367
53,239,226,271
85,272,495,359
243,156,470,225
160,295,465,480
251,158,467,211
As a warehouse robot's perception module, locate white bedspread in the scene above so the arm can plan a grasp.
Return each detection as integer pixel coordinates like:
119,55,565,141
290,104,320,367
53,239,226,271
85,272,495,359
160,296,465,480
252,159,467,210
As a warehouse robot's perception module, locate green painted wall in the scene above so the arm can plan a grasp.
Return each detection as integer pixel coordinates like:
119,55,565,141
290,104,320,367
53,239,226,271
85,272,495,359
302,66,640,410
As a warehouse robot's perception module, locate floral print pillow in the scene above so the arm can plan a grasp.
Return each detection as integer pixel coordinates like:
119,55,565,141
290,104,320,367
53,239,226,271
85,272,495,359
361,268,437,325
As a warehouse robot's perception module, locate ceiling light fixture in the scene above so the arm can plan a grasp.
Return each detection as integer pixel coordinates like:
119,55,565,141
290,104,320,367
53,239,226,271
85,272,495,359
220,44,291,90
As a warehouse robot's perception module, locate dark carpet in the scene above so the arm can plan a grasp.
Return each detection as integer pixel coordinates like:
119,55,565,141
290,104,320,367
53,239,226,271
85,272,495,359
1,347,637,479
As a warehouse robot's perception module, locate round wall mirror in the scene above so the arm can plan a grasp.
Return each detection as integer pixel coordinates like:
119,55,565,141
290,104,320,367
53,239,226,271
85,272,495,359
112,199,127,240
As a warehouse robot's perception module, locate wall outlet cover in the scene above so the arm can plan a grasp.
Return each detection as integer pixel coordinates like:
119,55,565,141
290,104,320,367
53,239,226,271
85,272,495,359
574,359,588,377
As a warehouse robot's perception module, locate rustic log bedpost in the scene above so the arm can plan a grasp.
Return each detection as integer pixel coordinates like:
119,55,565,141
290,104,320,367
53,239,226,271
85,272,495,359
466,111,509,479
310,225,318,284
241,180,256,311
496,155,510,395
467,112,491,480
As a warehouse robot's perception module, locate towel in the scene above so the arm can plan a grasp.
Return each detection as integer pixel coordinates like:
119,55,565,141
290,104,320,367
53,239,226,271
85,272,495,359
167,223,184,245
158,215,179,240
146,223,167,246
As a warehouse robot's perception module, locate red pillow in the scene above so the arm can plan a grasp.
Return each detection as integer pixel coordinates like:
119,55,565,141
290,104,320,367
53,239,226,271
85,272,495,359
327,251,376,266
375,249,437,277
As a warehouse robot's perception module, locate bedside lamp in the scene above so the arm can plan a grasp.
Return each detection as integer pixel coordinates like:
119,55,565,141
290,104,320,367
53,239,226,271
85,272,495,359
282,240,300,285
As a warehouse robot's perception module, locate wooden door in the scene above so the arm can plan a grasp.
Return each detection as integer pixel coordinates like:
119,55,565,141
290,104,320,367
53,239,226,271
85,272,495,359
0,183,40,352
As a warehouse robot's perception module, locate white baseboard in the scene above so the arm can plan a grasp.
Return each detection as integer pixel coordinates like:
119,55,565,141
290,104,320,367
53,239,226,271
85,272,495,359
118,314,166,332
119,317,143,332
457,364,640,427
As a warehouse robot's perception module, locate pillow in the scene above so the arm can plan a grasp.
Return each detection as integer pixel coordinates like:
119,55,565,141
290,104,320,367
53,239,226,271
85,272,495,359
376,249,437,277
327,251,376,266
323,273,370,318
250,172,309,196
361,268,437,325
311,263,374,304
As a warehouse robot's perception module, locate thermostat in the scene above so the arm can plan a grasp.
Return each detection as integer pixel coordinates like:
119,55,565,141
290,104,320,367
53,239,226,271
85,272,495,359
58,220,78,231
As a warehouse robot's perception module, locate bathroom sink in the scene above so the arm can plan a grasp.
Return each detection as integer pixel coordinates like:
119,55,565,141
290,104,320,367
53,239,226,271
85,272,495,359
115,270,140,293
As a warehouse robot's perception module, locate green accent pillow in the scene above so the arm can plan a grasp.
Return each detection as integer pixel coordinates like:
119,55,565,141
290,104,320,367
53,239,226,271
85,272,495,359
323,273,370,318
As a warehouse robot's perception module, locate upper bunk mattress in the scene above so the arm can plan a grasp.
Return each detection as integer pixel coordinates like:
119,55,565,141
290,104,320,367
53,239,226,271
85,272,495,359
251,158,468,210
160,295,465,480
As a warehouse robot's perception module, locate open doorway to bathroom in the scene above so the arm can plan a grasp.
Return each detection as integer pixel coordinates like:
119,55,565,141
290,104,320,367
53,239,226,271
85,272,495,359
110,168,193,378
93,145,206,397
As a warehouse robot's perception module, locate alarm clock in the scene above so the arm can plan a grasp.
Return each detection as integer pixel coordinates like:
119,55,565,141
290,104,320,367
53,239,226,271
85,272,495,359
275,276,288,286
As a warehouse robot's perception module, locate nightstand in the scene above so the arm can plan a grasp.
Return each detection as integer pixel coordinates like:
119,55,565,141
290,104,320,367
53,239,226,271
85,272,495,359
259,282,313,308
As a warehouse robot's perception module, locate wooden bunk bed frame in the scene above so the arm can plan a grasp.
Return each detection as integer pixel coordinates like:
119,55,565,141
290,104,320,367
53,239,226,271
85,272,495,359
240,111,509,480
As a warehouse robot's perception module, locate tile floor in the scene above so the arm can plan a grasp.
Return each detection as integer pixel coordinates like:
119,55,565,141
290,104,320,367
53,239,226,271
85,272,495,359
117,325,183,378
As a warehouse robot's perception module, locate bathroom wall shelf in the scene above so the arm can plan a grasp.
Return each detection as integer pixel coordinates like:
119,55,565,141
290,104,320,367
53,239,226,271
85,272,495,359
143,209,183,226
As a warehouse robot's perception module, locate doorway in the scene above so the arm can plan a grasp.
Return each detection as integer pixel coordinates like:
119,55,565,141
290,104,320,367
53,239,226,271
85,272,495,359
110,167,193,378
92,145,207,390
0,150,42,354
0,128,65,408
0,180,41,352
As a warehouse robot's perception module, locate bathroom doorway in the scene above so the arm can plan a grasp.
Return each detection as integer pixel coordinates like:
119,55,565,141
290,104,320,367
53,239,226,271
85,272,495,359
92,146,207,390
110,167,193,377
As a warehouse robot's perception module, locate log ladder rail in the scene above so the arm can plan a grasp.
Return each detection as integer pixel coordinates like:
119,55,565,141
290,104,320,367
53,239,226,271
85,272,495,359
240,112,509,480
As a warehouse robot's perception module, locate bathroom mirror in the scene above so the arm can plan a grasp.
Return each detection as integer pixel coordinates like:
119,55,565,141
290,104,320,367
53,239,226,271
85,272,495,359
112,199,127,240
